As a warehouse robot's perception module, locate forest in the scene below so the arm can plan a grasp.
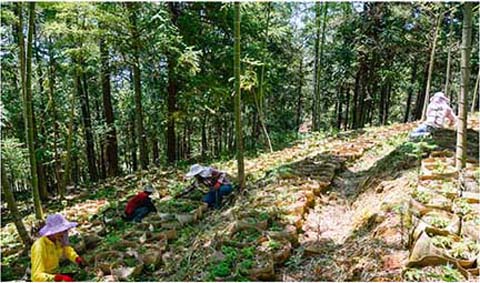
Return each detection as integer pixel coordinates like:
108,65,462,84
1,1,479,282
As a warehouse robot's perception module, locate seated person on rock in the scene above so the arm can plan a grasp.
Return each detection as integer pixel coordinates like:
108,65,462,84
31,214,87,282
410,91,457,140
184,164,234,208
123,183,157,222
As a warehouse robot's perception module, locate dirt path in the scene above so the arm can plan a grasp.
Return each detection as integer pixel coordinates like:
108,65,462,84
279,134,417,281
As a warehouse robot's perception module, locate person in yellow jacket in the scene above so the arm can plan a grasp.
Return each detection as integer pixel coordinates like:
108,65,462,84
31,214,86,282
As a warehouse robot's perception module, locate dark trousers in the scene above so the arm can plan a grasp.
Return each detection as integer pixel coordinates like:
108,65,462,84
202,184,234,208
125,206,153,223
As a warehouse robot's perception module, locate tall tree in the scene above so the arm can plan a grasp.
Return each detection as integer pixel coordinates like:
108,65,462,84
16,2,43,219
256,2,273,153
314,2,328,130
312,2,321,131
456,2,472,170
100,38,120,177
167,2,180,163
404,60,418,122
421,13,442,121
127,2,149,169
444,12,455,99
60,90,75,198
234,2,245,190
78,71,99,182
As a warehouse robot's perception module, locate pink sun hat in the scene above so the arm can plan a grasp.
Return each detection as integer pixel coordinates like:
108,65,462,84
39,214,77,237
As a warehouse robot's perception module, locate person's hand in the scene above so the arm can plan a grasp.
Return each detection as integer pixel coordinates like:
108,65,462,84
76,256,87,268
54,274,74,282
213,182,221,190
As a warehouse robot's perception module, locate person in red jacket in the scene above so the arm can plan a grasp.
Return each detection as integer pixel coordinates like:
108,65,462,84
123,183,157,222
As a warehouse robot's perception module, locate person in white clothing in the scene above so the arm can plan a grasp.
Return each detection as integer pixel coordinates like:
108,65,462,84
410,91,457,139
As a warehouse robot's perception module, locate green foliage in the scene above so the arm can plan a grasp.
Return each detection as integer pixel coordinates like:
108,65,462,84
210,261,231,278
1,138,29,185
453,198,473,216
240,246,255,259
431,235,454,250
105,233,121,245
412,189,432,204
89,187,117,200
428,216,449,229
440,264,466,282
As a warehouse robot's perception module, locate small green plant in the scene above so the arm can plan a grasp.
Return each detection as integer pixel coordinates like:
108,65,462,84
428,216,449,229
440,264,465,282
105,233,121,245
240,246,255,259
138,246,147,254
238,259,253,272
453,198,473,216
403,268,424,281
269,221,283,231
448,240,479,260
431,235,453,249
258,212,270,222
267,240,281,250
210,261,231,278
69,234,80,245
413,189,432,204
221,246,238,262
124,257,137,267
233,228,262,244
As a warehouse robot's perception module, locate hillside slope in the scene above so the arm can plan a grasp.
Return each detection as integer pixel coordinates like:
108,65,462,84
1,115,478,282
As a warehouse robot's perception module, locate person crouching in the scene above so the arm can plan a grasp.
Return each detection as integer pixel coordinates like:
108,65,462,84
31,214,87,282
123,183,157,222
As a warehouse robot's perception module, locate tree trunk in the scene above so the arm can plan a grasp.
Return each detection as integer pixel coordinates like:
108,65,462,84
127,3,149,169
384,81,392,124
94,98,106,180
296,57,304,129
257,2,273,152
61,86,76,198
16,2,43,219
470,68,479,113
379,84,386,125
78,72,98,182
456,3,472,170
167,54,177,163
444,18,454,100
129,116,138,172
152,137,159,165
344,87,350,131
337,86,343,129
48,39,62,195
421,14,442,120
404,62,418,122
100,39,120,177
234,2,245,190
312,2,321,131
351,69,360,129
166,2,180,164
201,116,208,160
414,61,429,120
33,31,49,200
314,2,328,130
1,162,32,247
